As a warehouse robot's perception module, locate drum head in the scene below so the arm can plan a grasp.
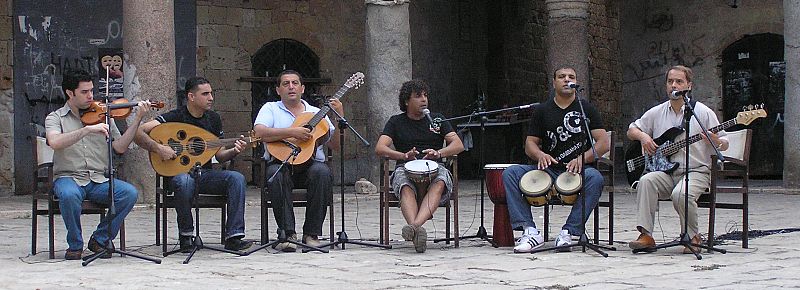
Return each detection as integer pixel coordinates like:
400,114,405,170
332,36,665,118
555,172,582,194
483,163,517,170
519,170,552,196
404,160,439,174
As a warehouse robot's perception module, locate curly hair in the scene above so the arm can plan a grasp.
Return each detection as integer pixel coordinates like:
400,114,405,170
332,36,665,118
398,79,429,112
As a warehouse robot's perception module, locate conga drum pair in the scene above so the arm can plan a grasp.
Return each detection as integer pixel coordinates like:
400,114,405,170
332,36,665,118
519,170,582,206
484,164,516,247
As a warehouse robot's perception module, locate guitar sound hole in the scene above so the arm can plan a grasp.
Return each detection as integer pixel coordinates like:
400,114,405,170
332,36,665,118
180,155,190,166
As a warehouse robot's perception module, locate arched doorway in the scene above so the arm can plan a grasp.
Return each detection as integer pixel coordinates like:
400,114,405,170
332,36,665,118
721,33,784,177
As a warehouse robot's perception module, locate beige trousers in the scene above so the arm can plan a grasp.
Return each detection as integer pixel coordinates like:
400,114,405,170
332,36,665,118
635,169,710,238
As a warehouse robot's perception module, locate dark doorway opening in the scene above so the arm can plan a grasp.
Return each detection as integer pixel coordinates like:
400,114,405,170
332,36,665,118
721,33,784,177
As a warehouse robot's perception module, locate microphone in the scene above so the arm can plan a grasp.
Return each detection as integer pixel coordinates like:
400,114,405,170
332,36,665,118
567,82,580,89
671,89,690,98
422,108,436,125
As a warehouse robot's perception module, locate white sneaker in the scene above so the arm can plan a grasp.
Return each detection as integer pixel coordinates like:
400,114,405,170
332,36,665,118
513,228,544,253
555,230,572,252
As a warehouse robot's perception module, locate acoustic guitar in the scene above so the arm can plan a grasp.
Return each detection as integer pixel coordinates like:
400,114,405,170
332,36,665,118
149,122,260,176
266,72,364,165
624,105,766,186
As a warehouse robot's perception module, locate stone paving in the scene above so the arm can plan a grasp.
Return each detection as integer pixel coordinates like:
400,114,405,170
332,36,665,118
1,180,798,289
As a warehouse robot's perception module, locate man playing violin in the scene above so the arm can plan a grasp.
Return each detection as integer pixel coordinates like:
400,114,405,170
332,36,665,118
253,70,344,251
375,79,464,253
502,67,609,253
136,76,252,252
45,69,151,260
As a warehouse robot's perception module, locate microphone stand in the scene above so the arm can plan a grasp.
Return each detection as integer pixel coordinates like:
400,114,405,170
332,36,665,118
247,144,329,254
83,66,162,266
530,88,614,256
633,94,727,259
318,102,391,250
164,165,250,264
433,99,537,247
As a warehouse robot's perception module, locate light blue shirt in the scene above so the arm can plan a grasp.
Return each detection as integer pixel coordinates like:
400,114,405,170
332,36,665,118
254,99,335,162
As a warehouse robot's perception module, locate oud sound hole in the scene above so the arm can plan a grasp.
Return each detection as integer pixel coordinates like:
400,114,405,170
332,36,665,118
177,130,187,140
180,156,190,166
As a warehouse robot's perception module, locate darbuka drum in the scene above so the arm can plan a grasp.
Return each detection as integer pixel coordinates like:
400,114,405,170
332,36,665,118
403,160,439,191
484,164,517,204
483,164,517,247
555,172,582,205
519,170,553,207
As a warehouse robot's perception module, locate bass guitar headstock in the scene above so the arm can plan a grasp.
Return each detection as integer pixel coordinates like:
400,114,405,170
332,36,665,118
735,104,767,126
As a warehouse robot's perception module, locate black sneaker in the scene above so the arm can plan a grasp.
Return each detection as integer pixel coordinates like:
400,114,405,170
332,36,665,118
87,236,114,259
179,235,193,253
224,237,253,251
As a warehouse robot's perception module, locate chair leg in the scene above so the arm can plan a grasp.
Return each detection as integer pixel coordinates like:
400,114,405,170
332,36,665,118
445,204,451,245
120,222,126,251
593,204,600,244
328,199,334,246
453,196,459,248
608,190,614,245
261,189,268,245
155,196,161,246
31,200,37,255
221,206,226,244
544,206,550,241
48,208,55,259
743,188,749,249
162,200,168,254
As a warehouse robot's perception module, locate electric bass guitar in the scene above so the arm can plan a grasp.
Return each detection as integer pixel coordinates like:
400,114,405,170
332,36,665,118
266,72,365,165
148,122,260,176
624,105,766,186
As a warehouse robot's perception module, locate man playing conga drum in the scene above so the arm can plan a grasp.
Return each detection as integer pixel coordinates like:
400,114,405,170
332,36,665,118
375,80,465,253
503,67,609,253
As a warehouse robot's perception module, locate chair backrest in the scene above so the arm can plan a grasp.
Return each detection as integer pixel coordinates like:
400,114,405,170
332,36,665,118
721,129,752,162
600,131,614,161
36,136,54,166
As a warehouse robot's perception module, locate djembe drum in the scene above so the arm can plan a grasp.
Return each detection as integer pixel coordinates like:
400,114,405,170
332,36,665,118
484,164,516,247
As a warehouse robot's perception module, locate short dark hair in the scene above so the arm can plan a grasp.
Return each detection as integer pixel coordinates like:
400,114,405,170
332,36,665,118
184,76,211,94
398,79,429,112
62,69,93,98
552,66,577,79
276,70,304,87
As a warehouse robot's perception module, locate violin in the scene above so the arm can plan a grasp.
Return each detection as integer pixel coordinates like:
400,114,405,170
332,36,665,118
80,98,165,125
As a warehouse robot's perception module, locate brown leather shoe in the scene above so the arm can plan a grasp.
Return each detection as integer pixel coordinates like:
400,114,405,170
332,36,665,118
302,234,321,248
683,235,703,254
628,233,656,250
87,236,114,259
64,249,82,260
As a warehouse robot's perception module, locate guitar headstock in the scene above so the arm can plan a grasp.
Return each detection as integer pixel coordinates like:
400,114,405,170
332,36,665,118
344,72,365,90
735,104,767,126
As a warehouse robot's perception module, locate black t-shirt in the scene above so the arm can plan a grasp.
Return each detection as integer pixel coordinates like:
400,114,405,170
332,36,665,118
381,112,454,163
528,98,604,165
156,106,223,168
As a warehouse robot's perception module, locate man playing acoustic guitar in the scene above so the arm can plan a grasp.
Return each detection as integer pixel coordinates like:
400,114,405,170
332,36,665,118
137,77,252,252
627,65,728,254
253,70,344,251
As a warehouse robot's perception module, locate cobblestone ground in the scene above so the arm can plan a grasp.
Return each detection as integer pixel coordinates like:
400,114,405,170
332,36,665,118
1,180,798,289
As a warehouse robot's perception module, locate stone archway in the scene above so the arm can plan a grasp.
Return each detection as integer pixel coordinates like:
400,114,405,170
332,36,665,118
721,33,784,177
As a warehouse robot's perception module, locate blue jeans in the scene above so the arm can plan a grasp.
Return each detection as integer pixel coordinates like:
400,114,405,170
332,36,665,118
171,169,247,240
53,177,138,251
503,164,603,236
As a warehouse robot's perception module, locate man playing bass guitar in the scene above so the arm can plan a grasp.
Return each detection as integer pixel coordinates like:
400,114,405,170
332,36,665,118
253,70,344,251
627,65,728,254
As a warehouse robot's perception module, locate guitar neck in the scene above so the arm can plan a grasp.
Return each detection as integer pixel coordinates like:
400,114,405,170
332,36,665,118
205,137,252,149
306,85,350,127
662,118,737,156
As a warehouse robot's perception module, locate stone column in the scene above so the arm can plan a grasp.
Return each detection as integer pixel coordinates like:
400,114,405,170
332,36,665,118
784,0,799,188
122,1,176,202
545,0,590,93
365,0,412,182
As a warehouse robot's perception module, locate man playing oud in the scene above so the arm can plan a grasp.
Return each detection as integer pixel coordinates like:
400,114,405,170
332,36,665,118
253,70,344,251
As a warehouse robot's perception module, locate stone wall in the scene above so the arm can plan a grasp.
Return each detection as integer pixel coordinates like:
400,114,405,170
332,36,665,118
588,0,622,140
619,0,783,128
0,0,12,193
195,0,367,183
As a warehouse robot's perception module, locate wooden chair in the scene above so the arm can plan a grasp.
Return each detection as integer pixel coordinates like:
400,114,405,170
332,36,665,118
543,131,614,244
700,128,753,249
30,129,126,259
379,156,459,247
258,157,335,245
154,164,228,253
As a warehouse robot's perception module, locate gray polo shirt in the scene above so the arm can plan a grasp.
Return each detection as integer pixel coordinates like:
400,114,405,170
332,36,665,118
629,100,727,172
45,104,122,186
